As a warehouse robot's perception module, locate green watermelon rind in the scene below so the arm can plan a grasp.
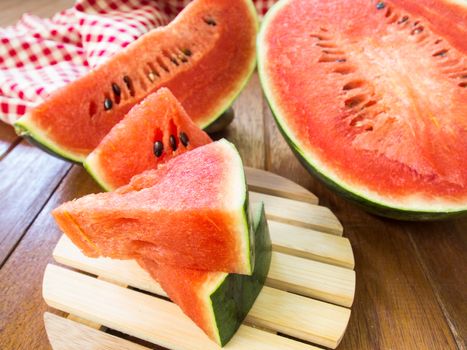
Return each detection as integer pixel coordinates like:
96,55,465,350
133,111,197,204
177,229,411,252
13,0,259,165
203,202,271,346
257,0,467,221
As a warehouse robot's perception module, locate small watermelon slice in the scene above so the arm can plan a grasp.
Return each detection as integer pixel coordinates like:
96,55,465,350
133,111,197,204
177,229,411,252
53,140,253,274
258,0,467,219
85,88,212,191
138,202,271,346
15,0,258,163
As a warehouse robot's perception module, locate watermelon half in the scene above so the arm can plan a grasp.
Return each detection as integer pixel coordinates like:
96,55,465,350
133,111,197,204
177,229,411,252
15,0,258,163
53,139,253,275
139,202,271,346
258,0,467,220
85,88,212,191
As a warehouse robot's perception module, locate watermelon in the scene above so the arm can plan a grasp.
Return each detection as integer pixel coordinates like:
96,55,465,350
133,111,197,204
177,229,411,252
138,202,271,346
258,0,467,220
14,0,258,163
85,88,212,191
53,140,253,274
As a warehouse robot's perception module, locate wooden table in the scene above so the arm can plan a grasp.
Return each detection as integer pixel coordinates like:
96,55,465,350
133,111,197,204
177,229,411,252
0,1,466,349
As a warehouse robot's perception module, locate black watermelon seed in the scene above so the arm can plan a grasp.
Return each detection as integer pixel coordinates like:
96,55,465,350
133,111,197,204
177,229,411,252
123,75,131,87
204,18,217,26
169,135,177,151
112,83,121,96
336,59,346,62
154,141,164,157
183,48,192,57
104,98,113,111
179,132,189,147
376,2,385,10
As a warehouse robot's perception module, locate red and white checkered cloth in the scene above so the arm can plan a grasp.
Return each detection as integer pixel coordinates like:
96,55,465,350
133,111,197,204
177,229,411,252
0,0,276,124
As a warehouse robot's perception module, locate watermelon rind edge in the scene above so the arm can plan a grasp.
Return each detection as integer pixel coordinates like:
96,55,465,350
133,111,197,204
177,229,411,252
219,139,254,275
14,113,85,164
256,0,467,221
207,202,271,346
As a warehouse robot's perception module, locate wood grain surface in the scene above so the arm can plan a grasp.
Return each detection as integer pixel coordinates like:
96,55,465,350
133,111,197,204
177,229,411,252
0,1,466,350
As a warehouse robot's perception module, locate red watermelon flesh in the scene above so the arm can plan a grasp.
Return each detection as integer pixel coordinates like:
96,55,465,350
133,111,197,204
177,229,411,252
53,140,253,274
15,0,258,163
258,0,467,216
85,88,212,191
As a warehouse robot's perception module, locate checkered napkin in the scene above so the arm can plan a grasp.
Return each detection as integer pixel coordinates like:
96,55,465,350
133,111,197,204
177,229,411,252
0,0,276,124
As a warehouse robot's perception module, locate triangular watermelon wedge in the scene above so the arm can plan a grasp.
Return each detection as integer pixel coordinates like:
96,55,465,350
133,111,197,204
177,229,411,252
138,202,271,346
84,88,212,191
53,140,253,275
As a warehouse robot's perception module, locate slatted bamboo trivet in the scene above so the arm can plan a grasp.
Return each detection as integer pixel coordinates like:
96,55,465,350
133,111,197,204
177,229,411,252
42,167,356,350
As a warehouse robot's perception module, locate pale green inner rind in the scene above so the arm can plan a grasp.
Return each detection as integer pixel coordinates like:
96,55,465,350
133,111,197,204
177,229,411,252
257,0,467,218
221,139,253,275
83,154,113,192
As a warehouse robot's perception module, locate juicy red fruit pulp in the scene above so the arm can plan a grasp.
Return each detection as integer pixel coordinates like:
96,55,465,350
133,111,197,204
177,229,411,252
263,0,467,205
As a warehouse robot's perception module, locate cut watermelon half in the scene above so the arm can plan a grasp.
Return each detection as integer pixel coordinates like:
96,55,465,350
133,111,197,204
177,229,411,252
258,0,467,219
85,88,212,191
53,140,253,274
139,202,271,346
15,0,258,163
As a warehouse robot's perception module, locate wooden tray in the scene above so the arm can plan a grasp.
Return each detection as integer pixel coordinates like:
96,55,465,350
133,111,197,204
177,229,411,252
42,167,356,350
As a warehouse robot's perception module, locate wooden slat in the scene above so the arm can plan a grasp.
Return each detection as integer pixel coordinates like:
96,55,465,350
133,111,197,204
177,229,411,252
245,167,318,204
269,252,355,307
44,313,151,350
249,192,343,235
269,221,354,268
43,265,320,350
247,287,350,348
50,244,352,347
53,235,355,307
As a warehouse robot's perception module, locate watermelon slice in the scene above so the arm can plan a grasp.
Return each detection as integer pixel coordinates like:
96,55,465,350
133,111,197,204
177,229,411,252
85,88,212,191
15,0,258,163
258,0,467,219
138,202,271,346
52,140,253,274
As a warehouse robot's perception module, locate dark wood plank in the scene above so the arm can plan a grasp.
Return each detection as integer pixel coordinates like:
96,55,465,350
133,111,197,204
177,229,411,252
0,141,71,265
0,166,99,350
408,219,467,349
211,74,266,169
0,0,74,26
262,105,459,349
0,123,20,160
